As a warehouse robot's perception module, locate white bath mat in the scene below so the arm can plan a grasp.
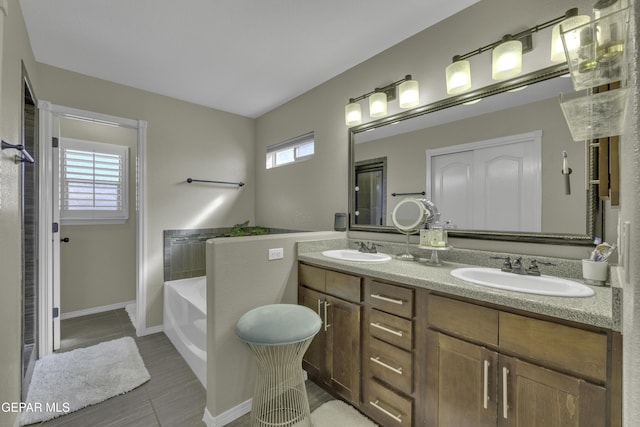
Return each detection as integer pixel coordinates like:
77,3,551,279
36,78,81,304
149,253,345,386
311,400,378,426
20,336,150,426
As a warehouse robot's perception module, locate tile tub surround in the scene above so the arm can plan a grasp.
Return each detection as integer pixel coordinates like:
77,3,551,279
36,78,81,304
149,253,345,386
297,238,619,331
163,227,302,281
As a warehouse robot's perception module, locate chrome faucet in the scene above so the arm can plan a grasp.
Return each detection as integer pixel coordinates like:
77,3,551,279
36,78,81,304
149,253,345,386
490,256,513,272
355,241,381,253
491,256,555,276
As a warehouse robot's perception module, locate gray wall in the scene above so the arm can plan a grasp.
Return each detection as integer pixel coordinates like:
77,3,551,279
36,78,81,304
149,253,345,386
0,0,38,425
35,64,256,328
205,231,343,420
254,0,598,259
620,1,639,423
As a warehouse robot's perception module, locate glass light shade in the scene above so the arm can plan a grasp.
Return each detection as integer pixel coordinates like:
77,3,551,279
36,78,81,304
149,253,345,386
550,15,590,62
492,39,522,80
345,102,362,126
559,87,629,141
369,92,388,118
398,79,420,108
561,7,629,91
445,60,472,94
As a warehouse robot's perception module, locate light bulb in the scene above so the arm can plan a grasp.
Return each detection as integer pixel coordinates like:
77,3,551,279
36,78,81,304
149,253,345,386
369,92,388,118
345,102,362,126
398,79,419,108
446,59,472,94
492,37,522,80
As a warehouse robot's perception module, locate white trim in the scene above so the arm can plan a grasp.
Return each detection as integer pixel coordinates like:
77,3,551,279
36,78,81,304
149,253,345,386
140,324,164,335
136,120,148,336
203,399,252,427
60,300,135,320
38,102,148,355
37,101,54,357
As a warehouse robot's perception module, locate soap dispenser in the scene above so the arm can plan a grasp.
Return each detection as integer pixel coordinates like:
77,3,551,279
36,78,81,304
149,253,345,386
430,213,446,247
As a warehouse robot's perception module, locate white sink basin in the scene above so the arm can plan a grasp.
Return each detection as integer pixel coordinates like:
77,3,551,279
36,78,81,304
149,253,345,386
322,249,392,263
450,267,594,297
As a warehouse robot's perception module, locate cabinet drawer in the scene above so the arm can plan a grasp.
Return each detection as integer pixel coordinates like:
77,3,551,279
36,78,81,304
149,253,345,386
299,264,326,292
499,312,607,383
369,309,413,351
427,295,498,346
368,337,413,394
326,270,361,303
367,281,414,318
365,379,412,427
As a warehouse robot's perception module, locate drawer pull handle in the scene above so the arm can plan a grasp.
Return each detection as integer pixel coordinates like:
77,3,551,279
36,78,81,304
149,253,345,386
371,294,404,305
324,302,331,331
370,322,403,337
370,356,403,375
483,360,490,410
370,400,402,423
502,366,509,419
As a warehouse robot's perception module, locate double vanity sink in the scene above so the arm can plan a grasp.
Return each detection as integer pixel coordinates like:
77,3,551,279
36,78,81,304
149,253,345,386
322,249,595,298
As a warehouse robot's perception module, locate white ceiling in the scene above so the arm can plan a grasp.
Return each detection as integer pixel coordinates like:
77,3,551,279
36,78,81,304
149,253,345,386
20,0,479,118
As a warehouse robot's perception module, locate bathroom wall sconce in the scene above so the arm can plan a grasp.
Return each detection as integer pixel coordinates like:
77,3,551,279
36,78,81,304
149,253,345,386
345,75,419,126
445,9,585,94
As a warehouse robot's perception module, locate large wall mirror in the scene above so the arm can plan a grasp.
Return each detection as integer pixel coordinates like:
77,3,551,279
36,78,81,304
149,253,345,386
349,64,598,245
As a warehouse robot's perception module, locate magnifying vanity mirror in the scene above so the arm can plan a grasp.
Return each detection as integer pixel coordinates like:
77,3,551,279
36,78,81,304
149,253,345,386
349,64,598,245
391,198,437,260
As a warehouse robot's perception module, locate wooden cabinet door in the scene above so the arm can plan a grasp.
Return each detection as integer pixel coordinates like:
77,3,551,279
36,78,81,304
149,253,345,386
299,286,325,379
499,356,606,427
426,330,498,427
326,294,361,405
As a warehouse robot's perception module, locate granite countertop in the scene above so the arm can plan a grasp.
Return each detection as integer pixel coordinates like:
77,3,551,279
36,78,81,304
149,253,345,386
297,239,621,331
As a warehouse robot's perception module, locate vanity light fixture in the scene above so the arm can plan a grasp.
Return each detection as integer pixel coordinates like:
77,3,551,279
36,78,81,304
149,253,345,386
492,35,523,80
345,100,362,126
445,56,472,95
398,78,420,108
344,75,419,125
369,90,388,118
446,9,584,91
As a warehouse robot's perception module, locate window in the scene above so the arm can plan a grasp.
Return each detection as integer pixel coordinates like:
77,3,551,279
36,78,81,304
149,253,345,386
59,138,129,224
266,132,314,169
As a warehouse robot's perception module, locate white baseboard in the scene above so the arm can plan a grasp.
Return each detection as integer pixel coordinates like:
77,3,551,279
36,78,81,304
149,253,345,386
60,300,136,320
202,399,252,427
137,324,164,336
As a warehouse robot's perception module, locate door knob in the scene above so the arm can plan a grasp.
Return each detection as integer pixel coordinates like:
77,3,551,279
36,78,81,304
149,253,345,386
61,237,70,243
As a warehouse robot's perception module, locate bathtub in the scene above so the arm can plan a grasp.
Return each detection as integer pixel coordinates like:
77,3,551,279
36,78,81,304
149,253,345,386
163,276,207,388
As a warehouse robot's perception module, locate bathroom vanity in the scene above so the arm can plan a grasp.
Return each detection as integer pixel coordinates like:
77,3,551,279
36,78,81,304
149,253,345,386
297,244,621,427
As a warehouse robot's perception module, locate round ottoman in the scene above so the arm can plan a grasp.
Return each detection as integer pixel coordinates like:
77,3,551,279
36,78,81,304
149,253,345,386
236,304,322,427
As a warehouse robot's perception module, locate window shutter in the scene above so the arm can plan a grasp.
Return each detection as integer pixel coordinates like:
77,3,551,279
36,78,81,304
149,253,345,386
60,138,129,224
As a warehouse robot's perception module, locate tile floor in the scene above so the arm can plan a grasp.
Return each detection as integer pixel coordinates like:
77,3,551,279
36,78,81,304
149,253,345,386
29,308,333,427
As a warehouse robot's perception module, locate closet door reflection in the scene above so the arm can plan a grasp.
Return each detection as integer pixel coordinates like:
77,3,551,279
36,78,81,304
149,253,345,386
354,158,386,226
